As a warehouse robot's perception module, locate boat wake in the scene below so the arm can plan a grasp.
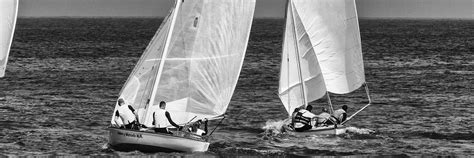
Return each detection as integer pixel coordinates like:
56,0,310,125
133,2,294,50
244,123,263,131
261,119,376,137
261,119,290,137
345,126,375,135
256,120,371,156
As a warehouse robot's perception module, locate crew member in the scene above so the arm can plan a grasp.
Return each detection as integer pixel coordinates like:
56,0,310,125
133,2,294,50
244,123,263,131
152,101,181,133
188,119,208,136
115,98,137,129
315,108,337,126
291,105,316,132
113,111,124,128
332,105,348,124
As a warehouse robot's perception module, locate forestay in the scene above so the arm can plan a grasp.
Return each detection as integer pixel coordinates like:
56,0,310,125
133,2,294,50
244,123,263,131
292,0,365,94
279,0,327,116
111,0,255,127
110,2,174,126
0,0,18,77
278,0,365,115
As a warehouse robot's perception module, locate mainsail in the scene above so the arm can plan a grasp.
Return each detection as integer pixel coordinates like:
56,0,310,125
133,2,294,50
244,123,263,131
0,0,18,77
111,0,256,127
278,0,365,115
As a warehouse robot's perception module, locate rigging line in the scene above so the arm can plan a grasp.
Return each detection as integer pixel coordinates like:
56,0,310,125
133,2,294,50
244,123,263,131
341,0,367,124
341,82,372,125
139,17,174,122
326,91,334,114
284,0,291,116
184,116,198,126
144,0,183,125
208,116,225,136
116,2,174,97
110,0,175,123
289,0,308,108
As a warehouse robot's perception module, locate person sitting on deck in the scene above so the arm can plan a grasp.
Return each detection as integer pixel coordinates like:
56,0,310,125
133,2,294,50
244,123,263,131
135,108,146,127
115,98,138,129
291,105,317,132
187,119,208,136
113,111,124,128
332,105,348,124
315,108,337,126
152,101,181,134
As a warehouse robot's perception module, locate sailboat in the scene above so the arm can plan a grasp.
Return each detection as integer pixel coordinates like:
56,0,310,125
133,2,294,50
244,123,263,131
0,0,18,77
108,0,255,152
278,0,372,135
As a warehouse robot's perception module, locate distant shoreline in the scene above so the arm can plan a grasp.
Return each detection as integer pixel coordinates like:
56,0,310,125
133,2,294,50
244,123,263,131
17,16,474,21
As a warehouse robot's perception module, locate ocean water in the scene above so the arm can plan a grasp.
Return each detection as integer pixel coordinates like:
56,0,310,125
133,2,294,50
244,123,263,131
0,18,472,157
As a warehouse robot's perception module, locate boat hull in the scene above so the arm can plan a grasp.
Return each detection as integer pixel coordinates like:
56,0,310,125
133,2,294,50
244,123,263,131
108,127,210,152
287,125,347,136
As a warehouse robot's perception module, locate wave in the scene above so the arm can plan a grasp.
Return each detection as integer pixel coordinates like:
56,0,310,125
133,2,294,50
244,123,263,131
261,119,292,139
345,127,375,135
262,119,289,133
261,120,377,138
414,131,474,140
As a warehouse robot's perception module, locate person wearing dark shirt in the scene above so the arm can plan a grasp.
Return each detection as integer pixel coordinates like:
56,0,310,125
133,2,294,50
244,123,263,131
291,105,316,132
188,119,208,136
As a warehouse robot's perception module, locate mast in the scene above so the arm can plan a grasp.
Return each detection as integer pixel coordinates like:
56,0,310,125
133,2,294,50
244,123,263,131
284,0,291,114
289,0,308,108
326,92,334,113
144,0,182,121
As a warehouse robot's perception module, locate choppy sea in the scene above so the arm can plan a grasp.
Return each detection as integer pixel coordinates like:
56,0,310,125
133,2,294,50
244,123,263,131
0,18,472,157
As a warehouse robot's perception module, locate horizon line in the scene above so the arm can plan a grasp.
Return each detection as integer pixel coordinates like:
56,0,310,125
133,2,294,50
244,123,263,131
17,16,474,20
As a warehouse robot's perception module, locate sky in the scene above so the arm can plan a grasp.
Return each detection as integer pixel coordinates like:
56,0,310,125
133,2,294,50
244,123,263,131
18,0,473,19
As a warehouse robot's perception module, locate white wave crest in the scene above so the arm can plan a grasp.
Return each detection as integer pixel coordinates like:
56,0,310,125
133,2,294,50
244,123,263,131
345,126,375,134
262,119,290,133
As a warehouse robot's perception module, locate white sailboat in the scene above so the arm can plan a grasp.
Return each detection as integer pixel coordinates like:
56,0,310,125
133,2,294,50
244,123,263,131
0,0,18,77
108,0,255,152
278,0,372,135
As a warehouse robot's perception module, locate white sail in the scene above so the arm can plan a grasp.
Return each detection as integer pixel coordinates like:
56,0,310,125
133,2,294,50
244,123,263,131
0,0,18,77
292,0,365,94
279,0,327,115
110,2,175,125
279,0,365,115
112,0,256,127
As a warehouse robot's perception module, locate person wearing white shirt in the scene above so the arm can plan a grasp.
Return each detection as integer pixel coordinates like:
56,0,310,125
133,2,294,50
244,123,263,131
332,105,348,124
114,98,137,129
152,101,181,133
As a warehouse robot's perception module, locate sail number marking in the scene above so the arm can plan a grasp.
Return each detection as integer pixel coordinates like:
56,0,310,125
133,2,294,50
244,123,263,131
117,131,143,138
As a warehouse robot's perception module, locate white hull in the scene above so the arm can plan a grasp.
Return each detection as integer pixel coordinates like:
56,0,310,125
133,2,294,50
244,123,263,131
288,125,347,136
108,127,210,152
